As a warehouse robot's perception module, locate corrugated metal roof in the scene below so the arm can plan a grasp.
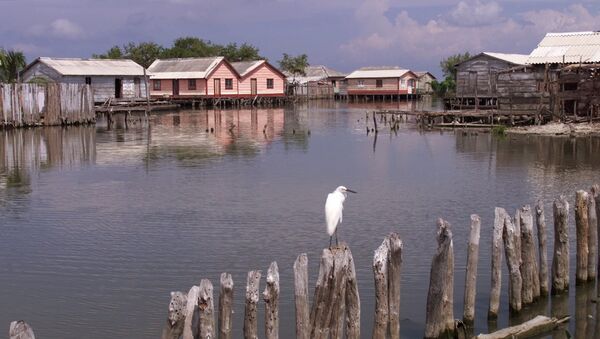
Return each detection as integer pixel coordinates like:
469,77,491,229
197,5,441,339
38,57,145,76
147,57,223,79
285,65,347,84
527,31,600,64
483,52,528,65
414,71,437,79
231,60,264,77
346,67,410,79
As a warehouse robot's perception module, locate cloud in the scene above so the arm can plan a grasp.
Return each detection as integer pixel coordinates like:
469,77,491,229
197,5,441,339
28,18,84,40
449,0,503,26
341,2,600,72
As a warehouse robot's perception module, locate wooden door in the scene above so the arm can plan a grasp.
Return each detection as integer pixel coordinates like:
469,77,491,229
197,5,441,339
134,77,141,97
468,71,477,95
172,79,179,96
114,78,122,99
214,79,221,96
251,78,257,95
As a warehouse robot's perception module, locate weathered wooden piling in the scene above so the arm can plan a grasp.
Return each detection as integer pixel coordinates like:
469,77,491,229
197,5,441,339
161,291,187,339
476,315,570,339
593,185,600,289
388,232,403,339
219,273,234,339
552,196,570,294
293,254,310,339
425,219,454,339
9,320,35,339
198,279,215,339
463,214,481,324
244,270,261,339
588,188,598,281
575,190,590,284
489,208,504,319
330,250,349,339
503,212,522,313
535,201,549,296
345,247,361,339
310,246,350,339
263,262,279,339
183,286,199,339
519,205,539,303
372,238,390,339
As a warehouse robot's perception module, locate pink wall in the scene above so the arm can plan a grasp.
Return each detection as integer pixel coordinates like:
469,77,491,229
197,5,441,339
150,79,173,96
239,64,285,96
207,62,239,96
178,79,206,96
347,74,418,94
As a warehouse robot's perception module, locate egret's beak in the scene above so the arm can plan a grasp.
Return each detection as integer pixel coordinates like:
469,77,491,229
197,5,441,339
346,189,357,193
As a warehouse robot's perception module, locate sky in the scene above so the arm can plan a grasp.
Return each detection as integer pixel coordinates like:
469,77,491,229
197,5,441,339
1,0,600,78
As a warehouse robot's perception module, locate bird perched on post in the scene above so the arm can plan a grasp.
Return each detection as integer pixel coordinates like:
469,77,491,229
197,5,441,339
325,186,357,248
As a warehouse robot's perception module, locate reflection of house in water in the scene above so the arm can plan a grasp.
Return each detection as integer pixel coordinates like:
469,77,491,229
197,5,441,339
0,127,96,201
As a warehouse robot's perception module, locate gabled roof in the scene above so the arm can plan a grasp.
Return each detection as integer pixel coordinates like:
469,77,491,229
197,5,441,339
456,52,528,67
527,31,600,64
414,71,437,79
23,57,146,76
285,65,347,84
148,57,223,79
346,67,413,79
230,60,264,77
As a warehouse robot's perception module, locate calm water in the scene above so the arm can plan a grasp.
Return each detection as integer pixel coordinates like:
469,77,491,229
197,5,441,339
1,100,600,338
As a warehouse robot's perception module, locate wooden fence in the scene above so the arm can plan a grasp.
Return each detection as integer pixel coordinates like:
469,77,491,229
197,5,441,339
0,83,94,128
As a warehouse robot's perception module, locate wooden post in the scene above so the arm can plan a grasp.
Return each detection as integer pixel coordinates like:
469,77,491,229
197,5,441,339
143,68,150,118
263,262,280,339
293,254,310,339
161,291,187,339
575,190,590,284
489,208,504,319
310,246,350,339
425,219,454,339
345,247,360,339
330,248,349,339
593,185,600,289
182,286,199,339
503,212,522,313
372,238,390,339
9,321,35,339
219,273,234,339
519,205,539,303
463,214,481,324
388,233,403,339
588,188,598,281
552,196,570,294
535,201,549,297
244,270,261,339
475,315,570,339
198,279,215,339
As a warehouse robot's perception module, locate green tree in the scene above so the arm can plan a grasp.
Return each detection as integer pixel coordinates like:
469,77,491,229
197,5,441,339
161,37,218,59
440,52,471,79
92,45,124,59
278,53,309,81
0,49,27,83
123,42,164,68
219,43,262,62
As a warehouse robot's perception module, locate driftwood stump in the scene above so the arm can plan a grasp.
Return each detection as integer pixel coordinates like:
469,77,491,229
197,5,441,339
489,208,504,319
476,315,569,339
345,247,360,339
263,261,280,339
182,285,199,339
244,270,261,339
198,279,215,339
372,238,390,339
519,205,539,303
588,188,598,281
9,321,35,339
388,232,403,339
503,212,522,313
552,196,570,294
293,253,310,339
535,201,549,296
463,214,480,324
161,291,187,339
575,190,590,284
219,273,234,339
424,219,454,339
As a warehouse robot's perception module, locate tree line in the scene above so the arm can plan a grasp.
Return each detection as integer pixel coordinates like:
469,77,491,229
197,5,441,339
430,52,471,97
0,49,27,83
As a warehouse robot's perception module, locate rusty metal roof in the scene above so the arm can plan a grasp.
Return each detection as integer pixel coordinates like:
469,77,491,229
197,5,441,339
147,57,223,79
35,57,146,76
527,31,600,64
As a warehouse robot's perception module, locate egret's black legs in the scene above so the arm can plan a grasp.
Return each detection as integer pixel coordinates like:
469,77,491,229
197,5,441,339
335,229,339,246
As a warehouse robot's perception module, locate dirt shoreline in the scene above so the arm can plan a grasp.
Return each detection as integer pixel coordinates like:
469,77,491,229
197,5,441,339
507,122,600,136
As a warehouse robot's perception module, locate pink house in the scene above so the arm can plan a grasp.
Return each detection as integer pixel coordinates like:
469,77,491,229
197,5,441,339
231,60,286,97
345,67,418,96
148,57,285,98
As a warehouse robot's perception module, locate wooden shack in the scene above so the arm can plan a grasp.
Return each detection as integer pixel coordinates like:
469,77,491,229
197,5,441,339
414,71,436,94
345,67,417,100
286,65,346,99
556,64,600,119
453,52,528,109
20,57,147,103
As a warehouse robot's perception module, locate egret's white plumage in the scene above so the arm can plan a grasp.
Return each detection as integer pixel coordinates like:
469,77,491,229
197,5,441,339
325,186,356,246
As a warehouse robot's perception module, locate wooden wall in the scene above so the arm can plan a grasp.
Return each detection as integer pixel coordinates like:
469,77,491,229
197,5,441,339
557,67,600,117
0,83,94,127
456,56,516,97
496,67,551,115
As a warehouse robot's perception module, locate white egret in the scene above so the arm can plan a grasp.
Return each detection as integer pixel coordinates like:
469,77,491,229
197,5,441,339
325,186,357,247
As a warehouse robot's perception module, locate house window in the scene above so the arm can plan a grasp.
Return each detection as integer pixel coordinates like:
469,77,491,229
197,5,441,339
400,79,406,86
376,79,383,88
85,77,91,85
225,78,233,90
358,80,365,88
188,79,197,90
153,80,161,90
266,78,274,89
